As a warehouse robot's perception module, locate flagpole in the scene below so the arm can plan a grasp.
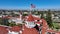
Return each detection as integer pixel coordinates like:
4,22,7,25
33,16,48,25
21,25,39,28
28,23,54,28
30,4,32,14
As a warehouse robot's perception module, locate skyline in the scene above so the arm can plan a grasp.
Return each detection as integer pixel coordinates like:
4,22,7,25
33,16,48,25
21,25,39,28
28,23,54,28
0,0,60,9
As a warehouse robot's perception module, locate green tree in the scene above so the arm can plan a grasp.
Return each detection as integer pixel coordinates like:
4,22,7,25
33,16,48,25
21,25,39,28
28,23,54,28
46,10,53,28
9,22,16,27
0,18,3,25
22,14,28,16
40,11,44,19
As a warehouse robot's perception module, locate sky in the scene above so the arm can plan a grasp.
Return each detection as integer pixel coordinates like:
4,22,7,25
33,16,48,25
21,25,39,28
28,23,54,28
0,0,60,10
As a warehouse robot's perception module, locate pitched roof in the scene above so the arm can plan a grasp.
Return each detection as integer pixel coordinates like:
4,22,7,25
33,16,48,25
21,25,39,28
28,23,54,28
22,25,39,34
36,21,41,24
25,14,41,22
47,30,60,34
26,14,34,21
33,17,40,20
0,26,8,34
10,26,21,32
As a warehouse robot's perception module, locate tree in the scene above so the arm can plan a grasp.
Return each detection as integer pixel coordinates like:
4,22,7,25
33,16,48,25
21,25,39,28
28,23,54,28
0,18,3,25
2,18,9,26
9,22,16,27
46,10,53,28
22,14,28,16
40,11,44,19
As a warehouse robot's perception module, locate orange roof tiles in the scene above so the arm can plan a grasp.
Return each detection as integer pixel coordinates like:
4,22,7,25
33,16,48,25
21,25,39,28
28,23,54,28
22,25,39,34
33,16,40,20
0,26,8,34
26,14,34,21
10,26,21,32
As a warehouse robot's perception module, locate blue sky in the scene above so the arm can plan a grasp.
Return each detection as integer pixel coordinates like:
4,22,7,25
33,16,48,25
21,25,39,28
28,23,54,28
0,0,60,9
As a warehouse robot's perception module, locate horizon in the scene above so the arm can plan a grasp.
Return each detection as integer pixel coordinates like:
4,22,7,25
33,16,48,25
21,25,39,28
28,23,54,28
0,0,60,9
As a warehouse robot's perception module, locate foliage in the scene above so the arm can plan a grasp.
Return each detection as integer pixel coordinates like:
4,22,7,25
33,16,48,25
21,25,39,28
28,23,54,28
0,18,3,24
53,22,60,29
9,22,16,27
23,14,28,16
40,12,44,19
46,10,53,28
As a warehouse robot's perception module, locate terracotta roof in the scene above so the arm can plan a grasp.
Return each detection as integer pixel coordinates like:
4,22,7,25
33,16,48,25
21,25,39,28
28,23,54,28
0,26,8,34
42,19,48,28
33,16,40,20
10,26,21,32
36,21,41,24
7,16,12,19
26,14,34,21
47,30,60,34
25,14,41,22
47,30,56,32
22,25,39,34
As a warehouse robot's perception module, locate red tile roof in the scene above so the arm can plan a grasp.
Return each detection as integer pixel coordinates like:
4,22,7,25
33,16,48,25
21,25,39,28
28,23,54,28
33,16,40,20
47,30,60,34
36,21,41,25
22,25,39,34
26,14,34,21
25,14,40,22
10,26,21,32
0,26,8,34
